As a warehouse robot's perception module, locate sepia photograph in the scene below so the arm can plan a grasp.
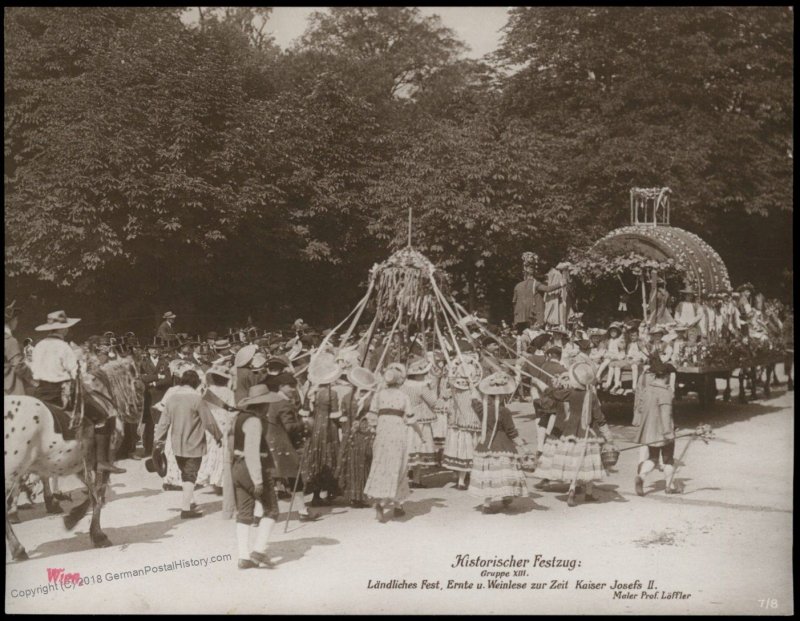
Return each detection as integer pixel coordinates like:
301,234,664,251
4,6,794,615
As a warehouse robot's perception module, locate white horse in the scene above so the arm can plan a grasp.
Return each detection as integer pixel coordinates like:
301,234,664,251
4,370,131,561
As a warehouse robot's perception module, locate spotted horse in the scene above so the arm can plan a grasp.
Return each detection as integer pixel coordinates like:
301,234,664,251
4,373,129,561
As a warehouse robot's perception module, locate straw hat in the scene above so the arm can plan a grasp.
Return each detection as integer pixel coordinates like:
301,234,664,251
238,384,275,408
568,361,595,390
213,338,231,351
251,351,268,369
347,366,377,391
308,352,342,386
448,356,482,390
407,357,431,376
162,311,176,320
234,344,258,368
679,286,696,295
649,325,667,336
478,371,517,396
335,347,360,370
35,310,81,332
205,364,231,381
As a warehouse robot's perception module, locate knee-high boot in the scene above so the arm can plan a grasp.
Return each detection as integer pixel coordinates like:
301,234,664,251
95,431,126,474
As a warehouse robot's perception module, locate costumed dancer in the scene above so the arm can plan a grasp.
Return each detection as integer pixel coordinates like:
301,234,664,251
154,370,222,519
634,357,679,495
364,363,419,522
428,351,450,464
300,353,343,506
442,356,482,490
403,357,442,488
231,386,280,570
195,365,236,505
533,361,616,507
335,366,377,508
30,310,125,474
468,372,533,513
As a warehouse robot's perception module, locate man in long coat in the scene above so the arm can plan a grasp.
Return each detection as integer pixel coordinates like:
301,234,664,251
139,341,172,454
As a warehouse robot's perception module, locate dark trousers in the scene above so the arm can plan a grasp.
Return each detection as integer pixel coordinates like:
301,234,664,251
232,457,279,525
142,393,157,455
36,381,107,426
648,441,675,466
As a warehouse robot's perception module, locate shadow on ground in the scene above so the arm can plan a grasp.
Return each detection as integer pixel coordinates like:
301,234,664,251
270,536,339,567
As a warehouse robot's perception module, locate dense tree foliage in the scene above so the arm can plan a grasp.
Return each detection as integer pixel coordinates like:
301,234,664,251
4,7,793,337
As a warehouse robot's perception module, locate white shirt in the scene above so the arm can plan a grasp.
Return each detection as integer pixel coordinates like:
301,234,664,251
31,334,78,382
674,301,701,327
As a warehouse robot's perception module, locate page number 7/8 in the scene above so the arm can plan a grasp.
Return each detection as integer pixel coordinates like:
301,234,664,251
758,599,778,609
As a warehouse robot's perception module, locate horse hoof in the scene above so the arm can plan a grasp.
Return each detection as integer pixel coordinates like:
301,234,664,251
9,511,21,524
46,502,64,515
13,548,29,561
92,535,113,549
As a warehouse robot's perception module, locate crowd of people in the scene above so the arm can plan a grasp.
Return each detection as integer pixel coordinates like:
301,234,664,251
3,286,794,570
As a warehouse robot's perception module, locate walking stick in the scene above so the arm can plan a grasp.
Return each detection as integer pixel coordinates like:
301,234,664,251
665,425,712,492
567,424,593,500
284,438,311,532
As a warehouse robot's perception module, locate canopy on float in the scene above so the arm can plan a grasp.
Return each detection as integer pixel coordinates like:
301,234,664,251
592,224,731,298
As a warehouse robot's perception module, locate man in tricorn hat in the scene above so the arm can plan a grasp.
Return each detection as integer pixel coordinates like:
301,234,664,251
4,300,31,396
30,310,125,474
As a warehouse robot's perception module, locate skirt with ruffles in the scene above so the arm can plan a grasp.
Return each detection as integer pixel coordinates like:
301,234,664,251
535,435,605,483
407,422,437,467
468,450,529,500
364,415,410,503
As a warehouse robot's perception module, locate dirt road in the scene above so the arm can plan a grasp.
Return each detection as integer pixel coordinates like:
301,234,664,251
5,383,794,615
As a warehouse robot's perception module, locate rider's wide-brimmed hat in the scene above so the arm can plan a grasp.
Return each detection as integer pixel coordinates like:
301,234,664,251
568,360,596,390
308,352,342,386
347,366,377,391
478,371,517,396
35,310,81,332
238,384,274,408
162,311,176,320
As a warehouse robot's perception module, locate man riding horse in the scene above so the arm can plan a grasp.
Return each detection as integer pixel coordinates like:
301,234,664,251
30,310,125,475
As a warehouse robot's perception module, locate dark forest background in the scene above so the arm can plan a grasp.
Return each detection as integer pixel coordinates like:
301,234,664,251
5,7,793,339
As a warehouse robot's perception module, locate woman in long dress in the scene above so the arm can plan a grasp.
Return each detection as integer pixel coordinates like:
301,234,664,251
335,366,376,508
301,378,342,506
195,366,236,498
364,364,420,522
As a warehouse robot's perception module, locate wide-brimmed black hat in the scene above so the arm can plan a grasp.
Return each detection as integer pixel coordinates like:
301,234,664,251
144,445,168,478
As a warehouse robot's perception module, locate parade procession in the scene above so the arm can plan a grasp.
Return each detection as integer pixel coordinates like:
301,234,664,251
4,7,793,617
